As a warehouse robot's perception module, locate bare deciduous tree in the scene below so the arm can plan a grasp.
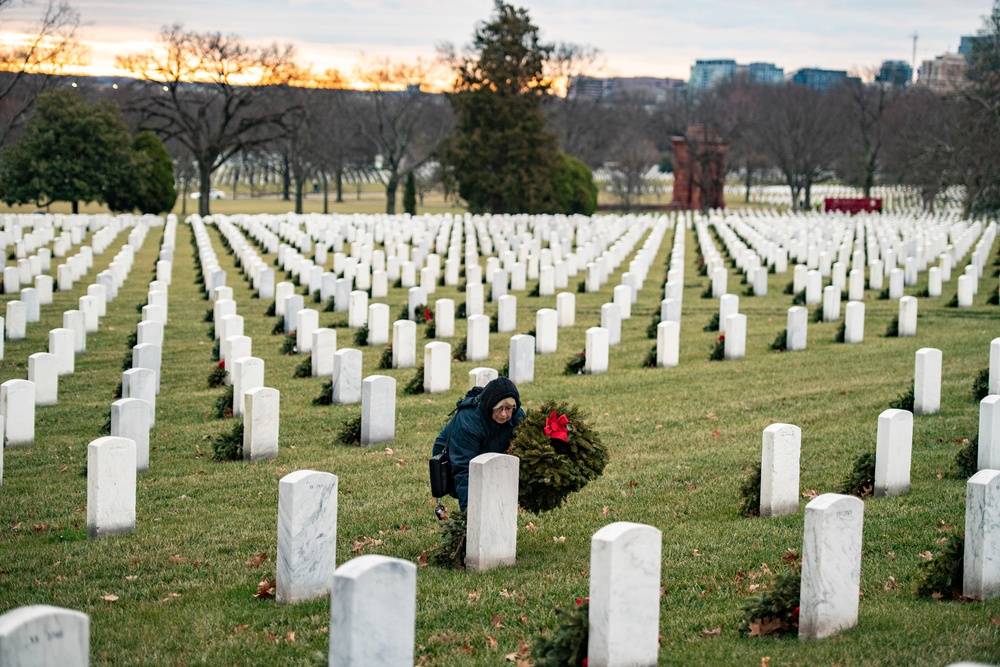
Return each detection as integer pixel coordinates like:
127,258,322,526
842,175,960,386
0,0,84,146
116,24,301,215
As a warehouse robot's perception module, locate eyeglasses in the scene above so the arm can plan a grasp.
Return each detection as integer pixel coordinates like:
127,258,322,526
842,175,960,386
492,404,515,414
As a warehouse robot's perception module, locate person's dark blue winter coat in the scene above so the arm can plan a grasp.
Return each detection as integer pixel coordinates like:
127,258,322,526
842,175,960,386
432,377,524,512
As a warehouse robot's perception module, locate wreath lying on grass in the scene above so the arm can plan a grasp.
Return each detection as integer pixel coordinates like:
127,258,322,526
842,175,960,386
507,401,608,514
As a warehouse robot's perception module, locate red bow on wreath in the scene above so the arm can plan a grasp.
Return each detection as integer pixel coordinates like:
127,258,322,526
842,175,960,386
544,410,569,442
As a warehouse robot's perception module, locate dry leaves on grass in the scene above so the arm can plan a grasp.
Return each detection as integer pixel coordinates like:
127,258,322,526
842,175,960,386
801,489,819,499
254,579,276,600
700,627,721,637
101,594,119,602
351,535,383,554
747,617,785,637
168,554,186,564
417,550,429,568
504,637,532,666
246,552,268,568
467,591,481,604
885,576,900,590
490,614,504,628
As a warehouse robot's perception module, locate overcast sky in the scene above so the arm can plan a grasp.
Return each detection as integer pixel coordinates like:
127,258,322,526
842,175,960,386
4,0,994,80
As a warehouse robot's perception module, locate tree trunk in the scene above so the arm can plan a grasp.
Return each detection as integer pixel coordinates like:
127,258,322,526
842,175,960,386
335,167,344,203
72,201,79,214
385,176,398,215
281,157,291,201
294,180,303,214
744,162,753,203
199,166,212,216
803,180,813,211
322,172,329,214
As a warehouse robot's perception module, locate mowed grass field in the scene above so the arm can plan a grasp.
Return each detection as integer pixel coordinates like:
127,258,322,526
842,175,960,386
0,210,997,666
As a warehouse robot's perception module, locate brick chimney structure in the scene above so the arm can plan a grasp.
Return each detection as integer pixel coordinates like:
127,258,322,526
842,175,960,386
671,125,728,211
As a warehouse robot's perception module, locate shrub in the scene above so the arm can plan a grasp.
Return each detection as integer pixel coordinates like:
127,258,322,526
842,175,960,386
837,451,875,498
335,414,362,446
211,420,244,461
507,401,608,514
739,462,762,517
915,532,965,599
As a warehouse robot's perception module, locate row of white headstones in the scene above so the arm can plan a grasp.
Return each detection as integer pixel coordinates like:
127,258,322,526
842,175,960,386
2,208,997,665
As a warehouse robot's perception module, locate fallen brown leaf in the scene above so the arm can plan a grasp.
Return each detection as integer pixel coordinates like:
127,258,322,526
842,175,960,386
101,594,119,602
168,555,186,564
747,617,784,637
919,551,934,561
991,615,1000,627
490,614,504,628
384,447,394,457
246,552,268,568
234,624,249,633
254,579,276,599
601,506,610,517
417,551,429,568
801,489,819,499
700,627,721,637
467,591,481,604
285,631,295,643
553,535,567,543
885,576,899,590
486,635,498,649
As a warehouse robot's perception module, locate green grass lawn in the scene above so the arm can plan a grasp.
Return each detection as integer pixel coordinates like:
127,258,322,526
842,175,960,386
0,212,997,666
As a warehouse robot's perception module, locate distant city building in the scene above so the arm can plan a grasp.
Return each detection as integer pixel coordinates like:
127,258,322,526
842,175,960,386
567,76,685,104
876,60,913,87
959,35,986,58
688,59,738,94
745,62,785,84
917,53,968,92
789,68,853,92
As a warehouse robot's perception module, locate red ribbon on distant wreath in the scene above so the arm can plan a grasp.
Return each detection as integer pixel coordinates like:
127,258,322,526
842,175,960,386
544,410,569,442
424,307,433,323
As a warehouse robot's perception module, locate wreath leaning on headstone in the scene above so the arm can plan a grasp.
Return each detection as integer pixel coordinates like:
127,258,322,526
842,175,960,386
507,401,608,514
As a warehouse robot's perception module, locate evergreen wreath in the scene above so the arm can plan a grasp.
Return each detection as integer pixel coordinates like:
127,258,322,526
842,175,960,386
293,355,312,378
212,420,244,461
915,532,965,599
954,436,979,479
973,368,990,401
709,334,726,361
214,386,234,419
737,559,801,637
271,316,285,335
563,350,586,375
739,462,762,517
280,333,297,355
353,323,369,347
889,383,915,411
430,511,467,569
377,344,393,370
507,401,608,514
207,361,227,387
770,329,788,352
531,598,589,667
335,414,362,446
403,365,425,395
884,316,899,337
312,380,333,405
837,451,875,498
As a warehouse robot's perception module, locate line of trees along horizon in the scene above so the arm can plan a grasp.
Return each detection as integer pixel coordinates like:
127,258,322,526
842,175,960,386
1,0,999,217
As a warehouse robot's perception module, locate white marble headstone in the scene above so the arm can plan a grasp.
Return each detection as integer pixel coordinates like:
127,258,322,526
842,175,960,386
277,470,339,604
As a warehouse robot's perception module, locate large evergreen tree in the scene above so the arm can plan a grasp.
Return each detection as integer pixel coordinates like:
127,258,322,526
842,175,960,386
0,88,136,213
444,1,560,214
131,131,177,215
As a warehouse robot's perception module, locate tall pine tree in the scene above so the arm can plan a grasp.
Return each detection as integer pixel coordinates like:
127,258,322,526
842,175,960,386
444,1,560,214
